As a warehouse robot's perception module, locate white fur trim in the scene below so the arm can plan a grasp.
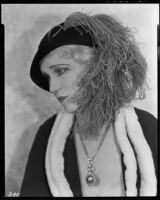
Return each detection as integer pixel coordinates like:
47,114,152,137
123,107,157,196
45,107,74,196
114,108,137,196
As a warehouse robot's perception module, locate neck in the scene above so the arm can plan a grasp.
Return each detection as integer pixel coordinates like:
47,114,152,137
73,112,112,141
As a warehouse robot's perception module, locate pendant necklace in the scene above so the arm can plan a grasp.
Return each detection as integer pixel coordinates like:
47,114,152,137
79,121,111,187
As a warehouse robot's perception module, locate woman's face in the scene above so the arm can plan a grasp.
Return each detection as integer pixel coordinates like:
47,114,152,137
40,46,86,113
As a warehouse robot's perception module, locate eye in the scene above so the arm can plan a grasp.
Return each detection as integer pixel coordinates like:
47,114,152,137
53,67,68,76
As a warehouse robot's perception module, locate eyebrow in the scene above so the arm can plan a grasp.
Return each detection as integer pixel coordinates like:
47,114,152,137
48,64,69,69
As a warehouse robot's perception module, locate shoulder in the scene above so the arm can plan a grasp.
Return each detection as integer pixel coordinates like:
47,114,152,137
20,114,58,197
39,113,58,133
134,107,157,134
34,113,58,147
134,107,157,122
134,107,157,172
134,107,157,133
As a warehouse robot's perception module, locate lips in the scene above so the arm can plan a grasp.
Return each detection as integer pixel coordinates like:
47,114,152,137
57,96,68,103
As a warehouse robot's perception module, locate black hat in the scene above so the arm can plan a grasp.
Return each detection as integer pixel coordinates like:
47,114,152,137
30,22,94,91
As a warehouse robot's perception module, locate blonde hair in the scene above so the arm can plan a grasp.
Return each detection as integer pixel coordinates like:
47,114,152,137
53,44,95,65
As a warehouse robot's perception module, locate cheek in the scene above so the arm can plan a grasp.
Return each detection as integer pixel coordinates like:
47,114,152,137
61,72,79,91
61,76,77,92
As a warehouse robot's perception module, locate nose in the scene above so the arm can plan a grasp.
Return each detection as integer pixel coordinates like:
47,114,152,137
49,77,61,95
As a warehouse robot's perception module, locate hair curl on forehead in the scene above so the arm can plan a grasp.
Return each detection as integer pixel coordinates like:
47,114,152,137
54,45,95,65
63,12,148,140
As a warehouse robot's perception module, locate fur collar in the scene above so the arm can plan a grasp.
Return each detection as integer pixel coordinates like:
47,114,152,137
45,106,157,196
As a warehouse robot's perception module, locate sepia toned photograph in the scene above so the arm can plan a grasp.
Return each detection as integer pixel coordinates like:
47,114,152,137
3,3,158,197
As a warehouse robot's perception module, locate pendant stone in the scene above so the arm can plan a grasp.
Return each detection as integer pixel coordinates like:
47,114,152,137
85,158,99,186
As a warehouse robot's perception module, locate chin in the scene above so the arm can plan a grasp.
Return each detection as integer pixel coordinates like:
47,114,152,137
62,102,78,113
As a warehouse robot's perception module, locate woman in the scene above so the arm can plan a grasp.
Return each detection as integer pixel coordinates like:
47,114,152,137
20,12,157,197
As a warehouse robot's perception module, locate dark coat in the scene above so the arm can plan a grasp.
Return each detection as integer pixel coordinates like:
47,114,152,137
20,107,157,197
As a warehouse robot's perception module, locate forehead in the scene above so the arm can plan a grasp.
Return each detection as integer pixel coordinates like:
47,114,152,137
40,46,74,68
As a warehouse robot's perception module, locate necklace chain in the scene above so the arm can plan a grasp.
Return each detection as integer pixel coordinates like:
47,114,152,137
79,120,111,161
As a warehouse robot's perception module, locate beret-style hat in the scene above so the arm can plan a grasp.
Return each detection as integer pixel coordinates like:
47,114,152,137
30,21,95,91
